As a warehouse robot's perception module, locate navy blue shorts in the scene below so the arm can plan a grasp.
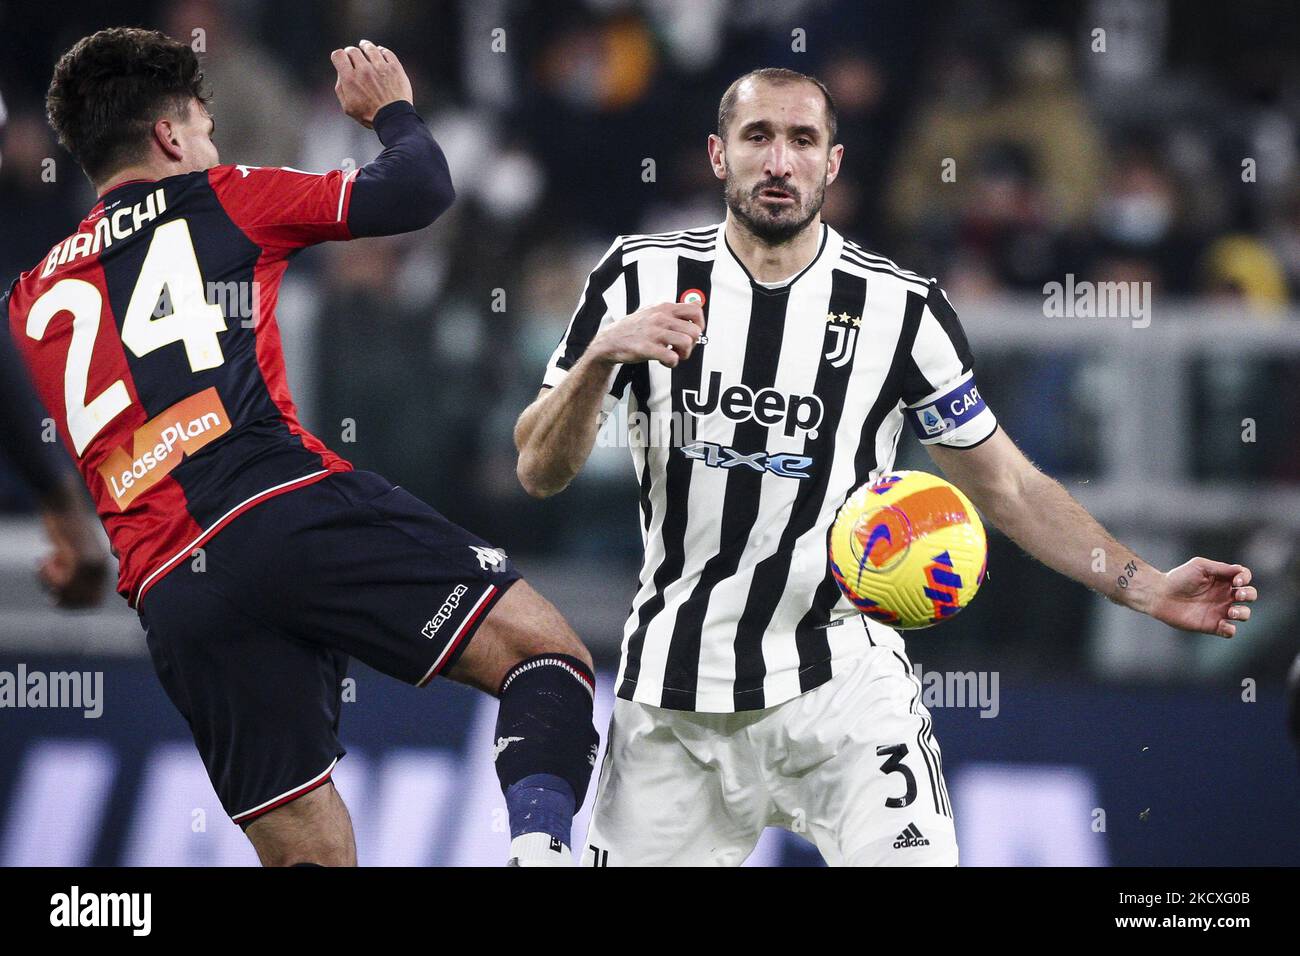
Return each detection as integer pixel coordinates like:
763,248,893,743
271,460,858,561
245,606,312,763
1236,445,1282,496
136,469,520,826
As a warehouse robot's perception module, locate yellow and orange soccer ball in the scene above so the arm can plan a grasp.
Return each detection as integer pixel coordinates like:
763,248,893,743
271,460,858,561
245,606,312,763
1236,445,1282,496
829,470,987,629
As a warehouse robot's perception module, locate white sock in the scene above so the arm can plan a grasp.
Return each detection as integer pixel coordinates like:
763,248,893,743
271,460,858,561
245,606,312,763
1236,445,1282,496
508,832,574,867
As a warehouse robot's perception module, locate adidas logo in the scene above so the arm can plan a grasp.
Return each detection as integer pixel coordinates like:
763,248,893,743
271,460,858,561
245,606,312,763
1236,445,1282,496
893,823,930,849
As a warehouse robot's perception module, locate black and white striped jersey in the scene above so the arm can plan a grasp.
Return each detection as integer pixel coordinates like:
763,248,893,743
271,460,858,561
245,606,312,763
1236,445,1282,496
542,222,997,712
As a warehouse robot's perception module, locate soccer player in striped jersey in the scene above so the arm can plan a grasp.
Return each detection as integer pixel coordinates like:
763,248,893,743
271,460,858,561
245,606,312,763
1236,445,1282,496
515,67,1259,866
4,28,599,866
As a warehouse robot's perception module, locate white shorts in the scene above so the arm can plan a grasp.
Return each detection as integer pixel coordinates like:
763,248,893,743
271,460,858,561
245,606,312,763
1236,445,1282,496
582,643,957,866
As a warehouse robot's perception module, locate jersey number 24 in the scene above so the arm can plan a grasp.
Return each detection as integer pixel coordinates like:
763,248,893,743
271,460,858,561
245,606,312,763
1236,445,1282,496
25,219,229,456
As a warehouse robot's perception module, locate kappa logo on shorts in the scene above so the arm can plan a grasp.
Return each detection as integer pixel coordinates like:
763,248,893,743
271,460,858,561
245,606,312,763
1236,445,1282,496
422,584,469,639
470,546,508,572
893,822,931,849
493,735,524,760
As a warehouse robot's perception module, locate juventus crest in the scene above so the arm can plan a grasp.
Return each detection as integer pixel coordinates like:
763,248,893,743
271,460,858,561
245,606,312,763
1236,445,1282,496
824,311,861,367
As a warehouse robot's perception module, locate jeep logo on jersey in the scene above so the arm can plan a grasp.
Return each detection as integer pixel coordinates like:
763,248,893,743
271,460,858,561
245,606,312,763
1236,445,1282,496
681,370,824,439
96,388,231,510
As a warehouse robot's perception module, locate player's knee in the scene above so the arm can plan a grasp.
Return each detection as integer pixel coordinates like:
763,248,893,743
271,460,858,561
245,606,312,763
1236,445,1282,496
257,837,354,868
445,580,594,695
522,620,592,672
508,584,591,666
244,783,357,867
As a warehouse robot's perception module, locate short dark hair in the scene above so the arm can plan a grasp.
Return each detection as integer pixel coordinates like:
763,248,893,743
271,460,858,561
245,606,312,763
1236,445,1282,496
717,67,838,144
46,27,209,181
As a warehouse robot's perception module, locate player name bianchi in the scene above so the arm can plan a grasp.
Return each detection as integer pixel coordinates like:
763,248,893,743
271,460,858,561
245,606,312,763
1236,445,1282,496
544,222,994,713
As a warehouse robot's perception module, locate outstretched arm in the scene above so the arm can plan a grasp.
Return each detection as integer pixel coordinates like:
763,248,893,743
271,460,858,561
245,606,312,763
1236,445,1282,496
926,427,1257,638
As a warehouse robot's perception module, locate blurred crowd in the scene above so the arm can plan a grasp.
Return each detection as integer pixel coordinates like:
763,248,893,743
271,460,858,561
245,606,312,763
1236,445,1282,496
1,0,1298,558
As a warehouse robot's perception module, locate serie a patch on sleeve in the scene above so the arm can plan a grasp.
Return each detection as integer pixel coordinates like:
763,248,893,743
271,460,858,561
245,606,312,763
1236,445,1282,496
905,373,995,446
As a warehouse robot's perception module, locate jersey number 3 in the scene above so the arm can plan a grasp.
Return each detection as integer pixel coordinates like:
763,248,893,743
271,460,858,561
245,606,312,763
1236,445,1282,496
25,218,229,456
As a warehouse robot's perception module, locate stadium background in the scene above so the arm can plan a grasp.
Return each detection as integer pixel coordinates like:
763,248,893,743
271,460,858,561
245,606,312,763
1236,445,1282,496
1,0,1298,865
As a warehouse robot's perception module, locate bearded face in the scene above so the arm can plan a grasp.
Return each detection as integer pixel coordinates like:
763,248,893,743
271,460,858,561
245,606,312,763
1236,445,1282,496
712,78,840,248
725,167,827,245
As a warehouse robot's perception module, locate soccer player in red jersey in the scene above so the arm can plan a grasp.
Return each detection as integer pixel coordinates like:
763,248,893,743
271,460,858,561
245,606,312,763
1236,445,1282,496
3,28,598,866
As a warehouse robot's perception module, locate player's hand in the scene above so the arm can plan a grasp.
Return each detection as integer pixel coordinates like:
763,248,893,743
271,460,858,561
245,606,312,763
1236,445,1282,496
589,302,706,369
331,40,413,129
38,544,108,609
36,479,108,609
1148,558,1257,638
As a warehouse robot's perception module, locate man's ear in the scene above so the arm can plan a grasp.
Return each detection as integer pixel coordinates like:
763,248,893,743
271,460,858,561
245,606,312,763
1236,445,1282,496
151,118,185,162
825,143,844,188
707,133,727,181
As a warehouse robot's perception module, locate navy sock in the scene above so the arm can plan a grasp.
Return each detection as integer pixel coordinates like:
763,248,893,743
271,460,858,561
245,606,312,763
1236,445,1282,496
505,773,576,845
494,654,599,845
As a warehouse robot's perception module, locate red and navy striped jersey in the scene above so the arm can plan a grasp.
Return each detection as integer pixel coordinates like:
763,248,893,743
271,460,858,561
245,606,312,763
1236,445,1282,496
3,164,361,606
